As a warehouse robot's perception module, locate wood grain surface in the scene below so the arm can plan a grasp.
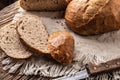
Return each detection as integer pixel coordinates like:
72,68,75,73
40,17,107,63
0,1,51,80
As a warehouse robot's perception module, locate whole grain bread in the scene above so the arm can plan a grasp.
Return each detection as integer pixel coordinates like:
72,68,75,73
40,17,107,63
48,31,74,65
17,14,49,54
20,0,68,11
0,23,32,59
65,0,120,35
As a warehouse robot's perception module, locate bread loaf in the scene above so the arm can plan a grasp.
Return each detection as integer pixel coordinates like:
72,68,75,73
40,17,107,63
48,31,74,65
17,14,49,54
0,23,32,59
20,0,68,11
65,0,120,35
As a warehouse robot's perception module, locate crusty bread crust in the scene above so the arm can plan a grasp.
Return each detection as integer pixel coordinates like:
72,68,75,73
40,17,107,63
48,31,74,65
65,0,72,4
20,0,68,11
0,23,32,59
64,0,120,35
65,0,110,27
17,14,50,54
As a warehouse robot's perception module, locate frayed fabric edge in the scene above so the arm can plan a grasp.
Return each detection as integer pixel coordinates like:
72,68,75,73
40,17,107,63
2,50,120,80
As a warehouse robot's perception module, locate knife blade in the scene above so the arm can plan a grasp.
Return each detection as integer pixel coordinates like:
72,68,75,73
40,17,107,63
55,58,120,80
54,69,89,80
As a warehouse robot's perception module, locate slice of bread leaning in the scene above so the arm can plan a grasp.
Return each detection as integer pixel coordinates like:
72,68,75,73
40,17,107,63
0,23,32,59
17,14,49,54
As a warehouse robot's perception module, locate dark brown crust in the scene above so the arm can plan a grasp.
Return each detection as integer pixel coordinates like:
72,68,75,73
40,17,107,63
20,0,68,11
65,0,72,4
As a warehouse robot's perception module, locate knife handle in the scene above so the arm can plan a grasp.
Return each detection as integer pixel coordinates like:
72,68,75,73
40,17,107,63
86,58,120,75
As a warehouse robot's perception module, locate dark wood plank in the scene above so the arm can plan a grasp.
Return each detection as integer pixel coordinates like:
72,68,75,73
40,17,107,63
0,1,19,27
12,75,23,80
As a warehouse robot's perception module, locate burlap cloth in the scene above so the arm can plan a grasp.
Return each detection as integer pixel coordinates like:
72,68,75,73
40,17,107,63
1,7,120,80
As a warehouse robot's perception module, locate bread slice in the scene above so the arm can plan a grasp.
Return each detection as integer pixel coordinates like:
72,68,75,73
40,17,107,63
0,23,32,59
20,0,68,11
17,15,49,54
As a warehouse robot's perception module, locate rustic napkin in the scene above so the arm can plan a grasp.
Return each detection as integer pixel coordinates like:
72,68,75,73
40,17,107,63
1,7,120,79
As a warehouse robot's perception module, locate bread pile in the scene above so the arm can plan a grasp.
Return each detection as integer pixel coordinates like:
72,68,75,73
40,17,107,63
1,0,120,65
19,0,120,35
0,14,74,65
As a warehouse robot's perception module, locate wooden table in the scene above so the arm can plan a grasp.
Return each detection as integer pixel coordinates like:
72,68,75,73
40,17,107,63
0,1,50,80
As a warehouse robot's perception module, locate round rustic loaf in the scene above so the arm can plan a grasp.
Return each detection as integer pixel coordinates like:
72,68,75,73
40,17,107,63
20,0,68,11
65,0,120,35
48,31,74,65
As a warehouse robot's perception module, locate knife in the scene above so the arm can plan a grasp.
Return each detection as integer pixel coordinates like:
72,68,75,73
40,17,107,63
55,58,120,80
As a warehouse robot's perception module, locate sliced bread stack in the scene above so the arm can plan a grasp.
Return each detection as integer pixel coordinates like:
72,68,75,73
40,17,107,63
0,14,50,59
